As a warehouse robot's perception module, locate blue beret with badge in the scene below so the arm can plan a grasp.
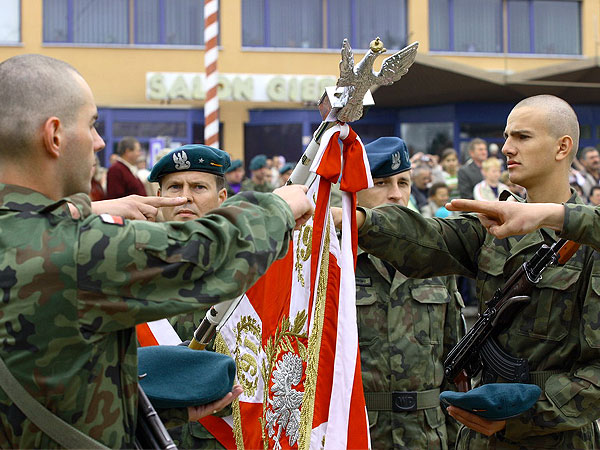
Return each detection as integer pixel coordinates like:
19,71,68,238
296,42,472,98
148,144,231,182
226,158,243,173
440,383,542,420
138,345,236,409
249,154,267,171
364,137,411,178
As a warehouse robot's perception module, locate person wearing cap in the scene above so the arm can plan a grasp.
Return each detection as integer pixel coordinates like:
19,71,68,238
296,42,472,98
355,137,464,449
278,161,295,187
225,158,245,197
347,96,600,449
148,144,235,449
241,154,274,193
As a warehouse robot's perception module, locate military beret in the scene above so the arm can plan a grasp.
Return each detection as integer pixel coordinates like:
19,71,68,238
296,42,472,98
440,383,542,420
138,345,236,409
279,162,295,175
226,159,243,173
364,137,411,178
249,154,267,171
148,144,231,182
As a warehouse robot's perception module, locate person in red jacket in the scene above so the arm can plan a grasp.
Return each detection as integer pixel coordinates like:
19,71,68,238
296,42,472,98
106,136,147,198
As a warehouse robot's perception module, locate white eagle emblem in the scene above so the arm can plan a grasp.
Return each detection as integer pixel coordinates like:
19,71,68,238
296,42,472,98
391,151,402,170
265,352,304,450
173,151,191,170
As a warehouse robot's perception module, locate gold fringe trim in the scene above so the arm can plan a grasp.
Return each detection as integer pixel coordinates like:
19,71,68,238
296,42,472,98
215,332,245,450
298,217,331,450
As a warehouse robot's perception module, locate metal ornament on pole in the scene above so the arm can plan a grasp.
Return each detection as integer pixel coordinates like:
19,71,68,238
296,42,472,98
189,37,419,351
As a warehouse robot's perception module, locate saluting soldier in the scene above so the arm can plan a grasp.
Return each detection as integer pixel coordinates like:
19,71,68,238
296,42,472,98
0,54,312,449
148,144,233,449
347,95,600,449
356,137,463,450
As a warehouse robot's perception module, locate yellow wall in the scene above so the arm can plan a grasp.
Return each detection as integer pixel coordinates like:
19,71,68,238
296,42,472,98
1,0,598,159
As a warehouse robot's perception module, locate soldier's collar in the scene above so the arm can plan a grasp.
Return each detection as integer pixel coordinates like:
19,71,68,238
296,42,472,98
0,183,71,215
499,187,581,206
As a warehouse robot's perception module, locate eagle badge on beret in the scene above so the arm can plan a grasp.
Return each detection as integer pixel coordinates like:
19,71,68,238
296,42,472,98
173,151,191,170
391,151,402,170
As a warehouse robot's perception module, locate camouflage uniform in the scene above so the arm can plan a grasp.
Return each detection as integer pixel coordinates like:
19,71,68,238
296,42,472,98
0,184,295,449
241,178,274,193
356,251,463,450
358,190,600,449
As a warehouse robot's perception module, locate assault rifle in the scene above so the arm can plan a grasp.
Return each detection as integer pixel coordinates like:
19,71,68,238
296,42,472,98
444,238,579,392
135,384,177,450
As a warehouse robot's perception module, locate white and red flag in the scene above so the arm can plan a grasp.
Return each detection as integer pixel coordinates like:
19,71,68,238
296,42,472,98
138,123,372,449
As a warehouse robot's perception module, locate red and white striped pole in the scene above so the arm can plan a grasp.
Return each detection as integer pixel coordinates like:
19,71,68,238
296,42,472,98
204,0,219,148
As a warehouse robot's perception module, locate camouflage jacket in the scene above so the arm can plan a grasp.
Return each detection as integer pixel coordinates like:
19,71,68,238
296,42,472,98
241,178,274,193
0,184,294,449
358,191,600,449
356,251,463,450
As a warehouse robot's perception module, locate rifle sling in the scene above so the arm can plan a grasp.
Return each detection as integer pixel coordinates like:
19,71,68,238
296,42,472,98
0,355,109,449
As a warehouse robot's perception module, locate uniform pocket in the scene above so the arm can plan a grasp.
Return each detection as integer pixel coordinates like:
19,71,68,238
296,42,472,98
584,260,600,348
410,284,450,345
515,265,580,341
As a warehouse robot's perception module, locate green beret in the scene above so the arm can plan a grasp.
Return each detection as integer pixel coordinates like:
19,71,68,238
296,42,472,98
249,154,267,171
279,162,295,175
226,159,242,173
364,137,411,178
440,383,541,420
138,345,236,409
148,144,231,182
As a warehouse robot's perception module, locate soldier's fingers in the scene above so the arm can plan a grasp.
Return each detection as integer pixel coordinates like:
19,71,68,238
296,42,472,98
447,199,501,217
141,196,187,207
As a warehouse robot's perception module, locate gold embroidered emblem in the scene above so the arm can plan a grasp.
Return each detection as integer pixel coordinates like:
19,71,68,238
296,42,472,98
294,224,312,286
260,311,308,450
233,316,262,397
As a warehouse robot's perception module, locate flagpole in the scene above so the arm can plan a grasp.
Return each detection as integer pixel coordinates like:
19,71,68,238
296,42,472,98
204,0,219,148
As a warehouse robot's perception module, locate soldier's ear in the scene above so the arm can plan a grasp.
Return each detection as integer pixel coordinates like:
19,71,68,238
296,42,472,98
218,188,227,206
41,116,62,159
555,135,573,162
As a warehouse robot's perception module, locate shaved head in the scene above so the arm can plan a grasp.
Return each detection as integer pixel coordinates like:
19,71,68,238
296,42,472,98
513,95,579,161
0,54,85,160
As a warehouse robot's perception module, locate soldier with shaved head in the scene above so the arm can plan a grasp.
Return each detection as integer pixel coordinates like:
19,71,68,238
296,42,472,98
0,54,312,448
346,95,600,449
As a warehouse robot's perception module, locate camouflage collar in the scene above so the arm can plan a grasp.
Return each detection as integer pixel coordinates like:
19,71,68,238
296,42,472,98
500,187,581,260
499,187,582,206
0,183,69,214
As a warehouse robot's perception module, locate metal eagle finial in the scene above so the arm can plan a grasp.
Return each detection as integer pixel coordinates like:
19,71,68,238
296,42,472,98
336,38,419,122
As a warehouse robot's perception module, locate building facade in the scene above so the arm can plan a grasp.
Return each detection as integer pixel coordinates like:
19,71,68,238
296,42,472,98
1,0,598,167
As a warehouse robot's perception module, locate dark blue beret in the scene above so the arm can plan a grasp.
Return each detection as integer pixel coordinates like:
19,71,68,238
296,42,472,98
138,345,236,409
148,145,231,182
226,159,243,173
249,154,267,171
440,383,542,420
279,162,295,175
364,137,411,178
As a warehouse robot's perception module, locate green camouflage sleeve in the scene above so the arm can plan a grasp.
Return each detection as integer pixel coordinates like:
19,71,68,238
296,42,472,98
358,205,486,279
560,203,600,251
76,191,295,331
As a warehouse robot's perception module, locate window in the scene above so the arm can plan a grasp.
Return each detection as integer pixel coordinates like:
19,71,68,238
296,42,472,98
401,122,454,155
0,0,21,44
328,0,407,50
429,0,502,53
508,0,581,55
242,0,407,50
43,0,205,45
430,0,581,55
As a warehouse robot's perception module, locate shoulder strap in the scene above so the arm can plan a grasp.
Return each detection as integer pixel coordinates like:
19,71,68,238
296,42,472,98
0,356,109,449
